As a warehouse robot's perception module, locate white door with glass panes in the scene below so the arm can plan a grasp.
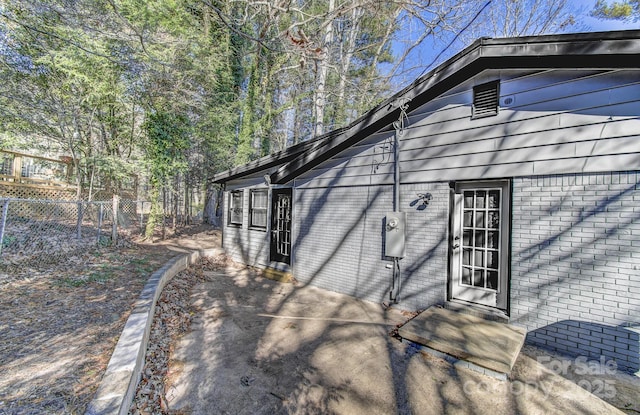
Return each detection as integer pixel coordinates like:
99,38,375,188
450,181,510,310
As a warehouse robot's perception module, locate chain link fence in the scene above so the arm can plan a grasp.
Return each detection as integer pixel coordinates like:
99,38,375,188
0,198,153,269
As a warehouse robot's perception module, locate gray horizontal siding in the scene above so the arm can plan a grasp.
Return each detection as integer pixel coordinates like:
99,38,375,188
294,173,394,189
298,69,640,189
399,71,636,132
298,132,640,182
401,135,640,172
400,103,639,153
222,187,270,267
225,176,270,191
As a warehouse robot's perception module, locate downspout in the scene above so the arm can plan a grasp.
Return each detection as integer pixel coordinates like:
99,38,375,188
390,97,410,303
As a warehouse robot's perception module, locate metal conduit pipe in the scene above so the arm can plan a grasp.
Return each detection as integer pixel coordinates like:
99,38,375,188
390,97,410,303
391,126,401,303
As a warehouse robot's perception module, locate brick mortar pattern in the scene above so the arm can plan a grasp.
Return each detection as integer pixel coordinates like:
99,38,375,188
511,171,640,373
292,183,450,311
222,172,639,373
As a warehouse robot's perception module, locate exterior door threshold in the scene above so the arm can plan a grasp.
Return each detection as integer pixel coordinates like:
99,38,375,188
445,299,509,323
264,262,294,283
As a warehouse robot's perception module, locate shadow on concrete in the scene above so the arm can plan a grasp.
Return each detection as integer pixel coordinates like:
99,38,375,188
164,264,626,414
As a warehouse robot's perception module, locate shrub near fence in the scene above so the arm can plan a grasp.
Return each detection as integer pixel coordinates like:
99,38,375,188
0,198,149,268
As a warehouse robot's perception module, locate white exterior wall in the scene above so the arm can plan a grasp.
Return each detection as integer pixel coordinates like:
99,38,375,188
222,181,271,268
511,172,640,373
290,68,640,372
221,68,640,373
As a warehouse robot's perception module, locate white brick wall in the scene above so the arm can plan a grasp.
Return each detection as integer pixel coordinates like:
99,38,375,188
511,172,640,373
224,171,639,373
292,182,450,311
293,185,394,303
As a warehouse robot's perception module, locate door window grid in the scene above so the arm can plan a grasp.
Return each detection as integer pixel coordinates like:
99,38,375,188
460,189,501,291
275,195,291,256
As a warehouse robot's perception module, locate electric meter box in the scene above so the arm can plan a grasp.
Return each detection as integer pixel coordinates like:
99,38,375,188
384,212,406,258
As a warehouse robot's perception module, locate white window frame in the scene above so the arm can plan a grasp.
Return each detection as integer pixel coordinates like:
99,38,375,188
249,189,268,230
228,190,244,226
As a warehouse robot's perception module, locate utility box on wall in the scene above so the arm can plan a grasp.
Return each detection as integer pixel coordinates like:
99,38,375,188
385,212,406,258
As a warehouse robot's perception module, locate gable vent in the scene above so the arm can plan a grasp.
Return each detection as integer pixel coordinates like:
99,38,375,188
472,80,499,118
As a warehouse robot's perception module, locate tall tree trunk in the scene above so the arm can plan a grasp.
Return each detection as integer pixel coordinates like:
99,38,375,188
173,175,179,230
313,0,335,138
334,6,363,128
235,50,261,164
184,177,189,225
162,187,167,240
357,9,398,112
203,182,219,225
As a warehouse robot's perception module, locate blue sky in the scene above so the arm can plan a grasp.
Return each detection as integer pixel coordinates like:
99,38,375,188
389,1,640,89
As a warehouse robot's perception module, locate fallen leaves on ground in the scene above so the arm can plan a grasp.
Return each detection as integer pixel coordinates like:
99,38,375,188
0,227,220,415
129,255,229,415
388,307,423,339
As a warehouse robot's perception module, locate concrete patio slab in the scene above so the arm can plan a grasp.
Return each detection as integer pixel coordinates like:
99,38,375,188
397,306,526,375
162,266,624,415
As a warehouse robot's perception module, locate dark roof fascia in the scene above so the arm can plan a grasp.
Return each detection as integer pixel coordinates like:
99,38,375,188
210,129,343,183
268,30,640,184
211,149,297,184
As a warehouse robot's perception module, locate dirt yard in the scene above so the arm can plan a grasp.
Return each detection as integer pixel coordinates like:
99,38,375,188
2,225,639,415
131,264,640,415
0,225,220,415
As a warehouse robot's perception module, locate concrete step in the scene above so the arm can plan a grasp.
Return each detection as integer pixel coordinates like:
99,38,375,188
263,262,294,283
397,306,526,375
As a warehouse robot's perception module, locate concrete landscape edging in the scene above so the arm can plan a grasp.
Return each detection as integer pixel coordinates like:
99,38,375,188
85,247,223,415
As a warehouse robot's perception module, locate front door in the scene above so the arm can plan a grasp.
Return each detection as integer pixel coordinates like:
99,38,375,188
270,188,292,264
450,181,510,310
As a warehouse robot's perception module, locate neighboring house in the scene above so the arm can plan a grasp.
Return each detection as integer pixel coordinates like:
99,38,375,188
0,150,77,200
213,30,640,374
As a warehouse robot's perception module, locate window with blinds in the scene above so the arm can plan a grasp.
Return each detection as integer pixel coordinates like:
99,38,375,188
472,80,499,118
250,189,268,229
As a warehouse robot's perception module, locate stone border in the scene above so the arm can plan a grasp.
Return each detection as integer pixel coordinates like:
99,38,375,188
86,247,223,415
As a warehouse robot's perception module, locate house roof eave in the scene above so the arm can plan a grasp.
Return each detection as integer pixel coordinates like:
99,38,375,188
270,30,640,184
212,30,640,185
210,129,342,183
